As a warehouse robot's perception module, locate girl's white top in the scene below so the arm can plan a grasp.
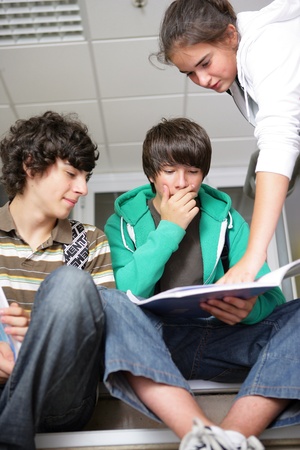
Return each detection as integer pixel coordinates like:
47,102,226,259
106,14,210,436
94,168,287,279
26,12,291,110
235,0,300,179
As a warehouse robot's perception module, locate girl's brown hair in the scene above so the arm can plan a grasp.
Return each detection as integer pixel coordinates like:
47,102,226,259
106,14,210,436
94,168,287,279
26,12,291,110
156,0,237,65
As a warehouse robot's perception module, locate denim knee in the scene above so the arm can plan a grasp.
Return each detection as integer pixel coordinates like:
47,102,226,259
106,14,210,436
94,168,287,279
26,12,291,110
32,266,104,324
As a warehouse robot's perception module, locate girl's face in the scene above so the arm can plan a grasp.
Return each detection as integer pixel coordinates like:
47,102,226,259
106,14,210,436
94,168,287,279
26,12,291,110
171,36,238,93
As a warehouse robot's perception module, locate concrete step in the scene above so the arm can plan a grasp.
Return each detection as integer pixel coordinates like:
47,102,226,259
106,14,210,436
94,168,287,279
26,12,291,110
36,382,300,450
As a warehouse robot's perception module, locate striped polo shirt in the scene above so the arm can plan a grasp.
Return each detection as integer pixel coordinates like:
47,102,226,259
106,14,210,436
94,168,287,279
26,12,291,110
0,203,115,311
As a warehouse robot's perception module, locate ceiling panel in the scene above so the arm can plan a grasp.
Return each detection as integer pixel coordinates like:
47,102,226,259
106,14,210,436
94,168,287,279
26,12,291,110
0,106,17,138
0,43,96,103
108,143,144,173
0,78,9,104
93,38,184,98
211,138,257,168
96,144,112,173
85,0,172,40
186,94,254,138
102,96,184,143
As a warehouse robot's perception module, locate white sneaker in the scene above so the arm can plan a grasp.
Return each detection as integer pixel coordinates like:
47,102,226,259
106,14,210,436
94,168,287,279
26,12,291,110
179,418,265,450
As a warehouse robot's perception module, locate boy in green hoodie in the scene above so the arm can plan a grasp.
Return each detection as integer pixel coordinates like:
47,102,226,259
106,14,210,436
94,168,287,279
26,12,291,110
105,117,300,450
105,117,284,324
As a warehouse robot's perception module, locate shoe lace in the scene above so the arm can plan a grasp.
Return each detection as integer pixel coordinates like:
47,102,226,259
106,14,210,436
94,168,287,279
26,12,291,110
180,420,233,450
235,435,265,450
180,419,265,450
245,435,265,450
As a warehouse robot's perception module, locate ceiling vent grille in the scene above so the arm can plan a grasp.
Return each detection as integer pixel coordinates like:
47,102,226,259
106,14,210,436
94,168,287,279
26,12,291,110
0,1,84,45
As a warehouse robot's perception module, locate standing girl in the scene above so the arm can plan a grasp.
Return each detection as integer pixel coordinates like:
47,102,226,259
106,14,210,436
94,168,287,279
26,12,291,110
156,0,300,283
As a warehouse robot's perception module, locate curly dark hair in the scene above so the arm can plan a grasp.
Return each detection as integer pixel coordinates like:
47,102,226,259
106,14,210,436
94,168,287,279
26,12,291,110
0,111,99,200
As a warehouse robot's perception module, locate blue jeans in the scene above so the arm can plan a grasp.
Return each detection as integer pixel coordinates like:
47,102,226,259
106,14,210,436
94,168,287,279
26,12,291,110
0,268,190,450
84,289,300,430
2,267,299,449
161,298,300,428
98,287,191,418
0,266,104,449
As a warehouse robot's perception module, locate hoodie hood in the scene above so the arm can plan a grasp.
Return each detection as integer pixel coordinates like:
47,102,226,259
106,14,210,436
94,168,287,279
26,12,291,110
114,184,155,226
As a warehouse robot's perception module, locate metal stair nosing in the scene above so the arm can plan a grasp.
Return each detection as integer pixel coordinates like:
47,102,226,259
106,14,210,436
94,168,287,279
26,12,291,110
35,381,300,449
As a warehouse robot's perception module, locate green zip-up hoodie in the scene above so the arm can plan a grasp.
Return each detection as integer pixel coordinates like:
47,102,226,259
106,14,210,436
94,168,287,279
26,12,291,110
105,183,285,324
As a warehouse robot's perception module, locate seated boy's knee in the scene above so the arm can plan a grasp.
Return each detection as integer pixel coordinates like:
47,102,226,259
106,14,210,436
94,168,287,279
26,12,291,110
49,265,92,288
39,266,101,313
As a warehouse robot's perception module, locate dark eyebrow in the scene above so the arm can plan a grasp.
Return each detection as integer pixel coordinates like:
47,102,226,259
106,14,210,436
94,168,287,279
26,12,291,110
179,54,209,74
